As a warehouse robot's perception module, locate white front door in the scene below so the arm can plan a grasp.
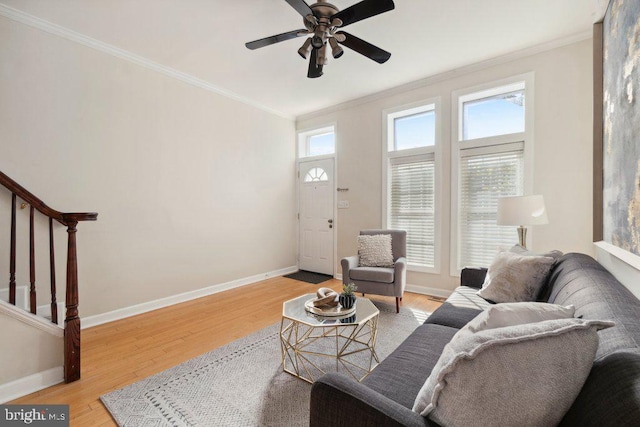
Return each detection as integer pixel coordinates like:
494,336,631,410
298,158,335,275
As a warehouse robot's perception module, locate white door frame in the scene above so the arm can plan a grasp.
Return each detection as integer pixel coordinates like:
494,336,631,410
296,154,337,277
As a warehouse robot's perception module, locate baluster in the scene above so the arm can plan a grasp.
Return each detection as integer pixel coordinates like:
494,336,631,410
30,205,36,314
9,193,16,305
64,220,81,382
49,218,58,324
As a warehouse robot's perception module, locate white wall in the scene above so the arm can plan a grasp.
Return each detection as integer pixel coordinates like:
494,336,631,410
0,15,297,318
297,39,594,295
0,309,62,385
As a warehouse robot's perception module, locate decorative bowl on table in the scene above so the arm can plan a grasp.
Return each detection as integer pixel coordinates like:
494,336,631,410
304,298,356,317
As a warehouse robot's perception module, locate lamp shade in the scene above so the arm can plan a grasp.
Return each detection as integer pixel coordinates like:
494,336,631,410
497,195,548,226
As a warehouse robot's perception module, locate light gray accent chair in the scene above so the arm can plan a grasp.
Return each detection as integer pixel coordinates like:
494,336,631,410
342,229,407,313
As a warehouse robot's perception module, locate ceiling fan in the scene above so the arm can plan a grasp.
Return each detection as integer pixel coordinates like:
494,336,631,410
245,0,395,78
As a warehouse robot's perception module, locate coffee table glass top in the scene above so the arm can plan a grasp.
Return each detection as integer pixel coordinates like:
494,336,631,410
282,293,379,326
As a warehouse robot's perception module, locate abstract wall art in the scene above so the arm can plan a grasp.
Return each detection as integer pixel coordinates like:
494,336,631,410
602,0,640,255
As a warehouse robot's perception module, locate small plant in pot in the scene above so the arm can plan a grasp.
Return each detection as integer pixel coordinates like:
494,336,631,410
339,283,357,309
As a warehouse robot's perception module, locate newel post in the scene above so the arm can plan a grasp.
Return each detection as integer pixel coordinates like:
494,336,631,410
64,220,81,383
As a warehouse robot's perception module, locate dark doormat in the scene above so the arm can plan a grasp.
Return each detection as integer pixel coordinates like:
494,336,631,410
284,270,333,285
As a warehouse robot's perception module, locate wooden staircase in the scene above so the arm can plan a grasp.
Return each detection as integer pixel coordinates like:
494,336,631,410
0,171,97,383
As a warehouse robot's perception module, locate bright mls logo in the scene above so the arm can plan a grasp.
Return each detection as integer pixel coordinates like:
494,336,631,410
1,405,69,426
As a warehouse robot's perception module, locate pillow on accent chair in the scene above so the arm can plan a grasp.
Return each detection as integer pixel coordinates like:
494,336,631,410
357,234,394,267
477,251,555,303
412,318,614,426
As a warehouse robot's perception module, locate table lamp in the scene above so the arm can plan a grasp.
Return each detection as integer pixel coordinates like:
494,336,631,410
497,195,548,248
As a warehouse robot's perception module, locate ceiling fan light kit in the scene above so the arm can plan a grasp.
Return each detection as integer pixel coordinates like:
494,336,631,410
245,0,395,78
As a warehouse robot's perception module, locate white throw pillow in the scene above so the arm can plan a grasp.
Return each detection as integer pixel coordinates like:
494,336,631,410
477,251,555,303
357,234,394,267
460,302,575,337
412,318,614,427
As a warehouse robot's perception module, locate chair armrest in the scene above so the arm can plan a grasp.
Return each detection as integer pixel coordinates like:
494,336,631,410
394,256,407,270
460,267,488,289
341,255,359,285
394,257,408,295
310,373,431,427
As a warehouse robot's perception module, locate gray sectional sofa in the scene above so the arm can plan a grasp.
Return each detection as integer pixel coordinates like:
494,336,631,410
310,253,640,426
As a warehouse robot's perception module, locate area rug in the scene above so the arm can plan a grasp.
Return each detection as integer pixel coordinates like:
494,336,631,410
283,270,333,284
101,301,430,426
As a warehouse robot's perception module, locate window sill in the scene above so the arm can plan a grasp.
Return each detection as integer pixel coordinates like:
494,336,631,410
407,264,440,274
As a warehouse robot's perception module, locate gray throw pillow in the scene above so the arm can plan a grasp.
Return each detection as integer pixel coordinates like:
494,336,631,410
477,251,555,303
357,234,394,267
413,318,614,426
459,302,575,337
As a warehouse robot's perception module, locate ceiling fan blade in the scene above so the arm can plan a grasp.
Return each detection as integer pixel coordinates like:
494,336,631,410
335,31,391,63
285,0,314,18
245,29,309,50
307,48,323,78
331,0,395,28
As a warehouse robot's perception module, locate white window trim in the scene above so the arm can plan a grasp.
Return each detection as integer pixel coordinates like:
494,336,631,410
297,124,336,159
450,73,535,277
382,97,442,274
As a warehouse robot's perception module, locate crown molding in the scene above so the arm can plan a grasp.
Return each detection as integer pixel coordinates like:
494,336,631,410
296,29,592,121
0,2,593,123
0,3,294,121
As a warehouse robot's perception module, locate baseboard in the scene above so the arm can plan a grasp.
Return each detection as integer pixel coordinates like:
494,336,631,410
82,266,298,329
335,273,343,281
405,284,453,299
0,366,63,404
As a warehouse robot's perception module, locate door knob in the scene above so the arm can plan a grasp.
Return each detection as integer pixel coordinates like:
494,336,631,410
328,219,333,223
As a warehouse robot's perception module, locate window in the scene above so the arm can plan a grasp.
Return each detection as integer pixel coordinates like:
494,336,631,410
389,155,435,267
394,111,435,150
462,89,525,140
304,167,328,182
385,102,439,271
298,126,335,158
458,145,524,267
453,78,531,272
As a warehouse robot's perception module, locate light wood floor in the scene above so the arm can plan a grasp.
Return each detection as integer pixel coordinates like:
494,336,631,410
11,277,443,426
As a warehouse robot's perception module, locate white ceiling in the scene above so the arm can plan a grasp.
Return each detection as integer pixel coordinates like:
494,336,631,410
0,0,602,118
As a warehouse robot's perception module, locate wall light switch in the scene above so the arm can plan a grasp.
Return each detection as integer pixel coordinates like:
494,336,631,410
338,200,350,209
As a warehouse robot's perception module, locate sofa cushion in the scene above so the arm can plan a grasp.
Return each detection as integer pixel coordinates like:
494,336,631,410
447,286,493,310
362,323,458,410
349,266,394,283
478,251,555,303
425,286,490,329
358,234,394,267
423,303,482,330
413,319,613,426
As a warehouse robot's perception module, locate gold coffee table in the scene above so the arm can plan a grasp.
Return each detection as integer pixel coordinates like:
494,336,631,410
280,293,380,383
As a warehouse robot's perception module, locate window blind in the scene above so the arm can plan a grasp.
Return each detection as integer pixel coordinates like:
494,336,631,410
389,154,435,267
458,147,524,268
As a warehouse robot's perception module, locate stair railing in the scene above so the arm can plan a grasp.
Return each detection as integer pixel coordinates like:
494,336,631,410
0,170,97,383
